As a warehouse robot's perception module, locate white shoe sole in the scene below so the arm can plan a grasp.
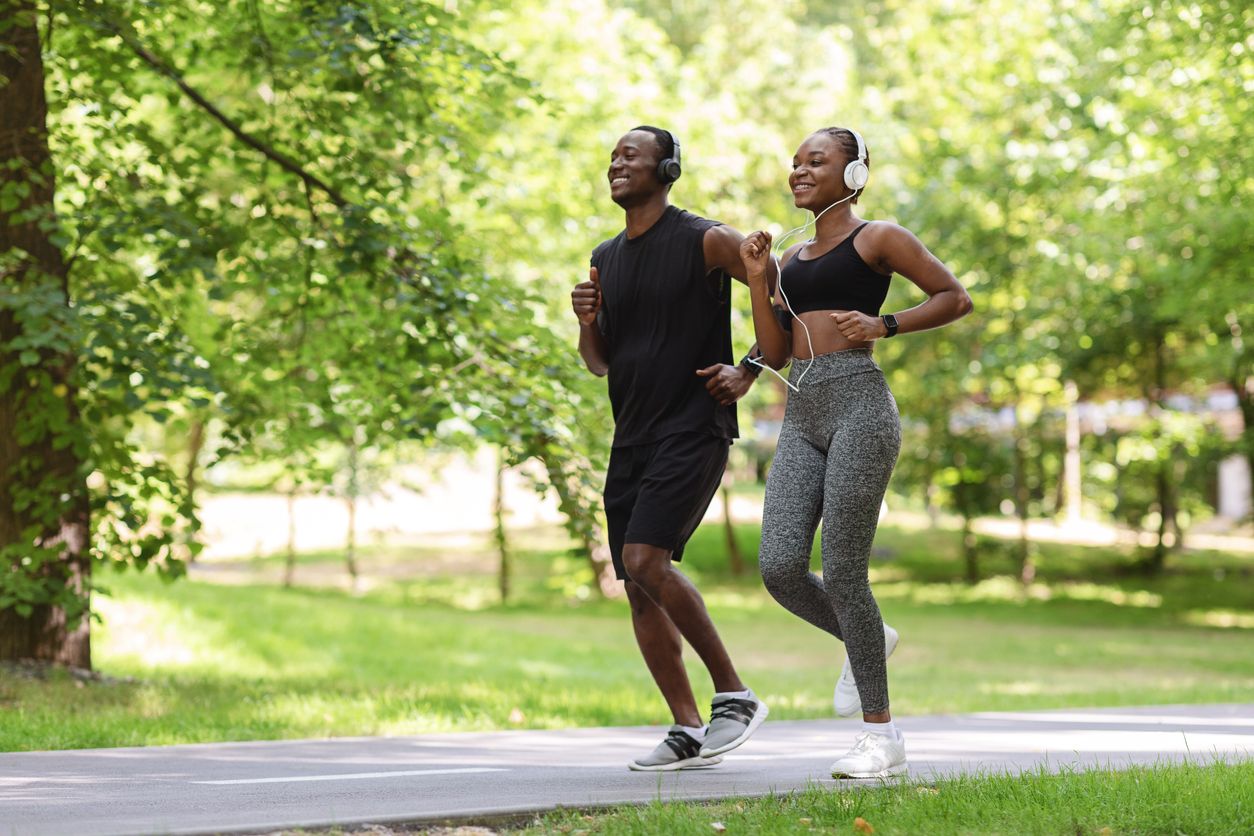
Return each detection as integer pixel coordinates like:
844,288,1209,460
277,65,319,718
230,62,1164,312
699,700,770,757
834,625,900,717
831,762,908,779
628,754,723,772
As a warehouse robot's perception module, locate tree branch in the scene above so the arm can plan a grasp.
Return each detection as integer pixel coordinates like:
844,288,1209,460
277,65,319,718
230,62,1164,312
96,15,351,208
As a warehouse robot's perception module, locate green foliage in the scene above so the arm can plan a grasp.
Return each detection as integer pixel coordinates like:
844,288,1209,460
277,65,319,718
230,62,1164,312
1107,413,1229,531
4,0,613,625
933,429,1015,522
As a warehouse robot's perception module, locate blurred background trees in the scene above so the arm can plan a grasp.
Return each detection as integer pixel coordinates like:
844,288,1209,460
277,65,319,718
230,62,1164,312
2,0,1249,665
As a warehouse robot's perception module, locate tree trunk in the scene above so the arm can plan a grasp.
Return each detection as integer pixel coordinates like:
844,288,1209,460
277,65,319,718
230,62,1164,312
926,418,945,526
1012,405,1034,584
343,442,359,588
182,417,206,562
721,483,745,576
283,488,297,587
1144,464,1170,575
1224,311,1252,488
0,3,92,668
961,511,979,585
1062,380,1082,522
1143,337,1175,574
494,448,510,603
344,494,358,586
1229,371,1253,500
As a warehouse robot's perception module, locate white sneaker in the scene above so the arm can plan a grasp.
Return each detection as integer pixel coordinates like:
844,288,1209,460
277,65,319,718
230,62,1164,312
834,623,899,717
830,731,908,779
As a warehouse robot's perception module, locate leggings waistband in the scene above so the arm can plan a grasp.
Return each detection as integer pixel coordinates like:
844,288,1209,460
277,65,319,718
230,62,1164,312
788,348,881,386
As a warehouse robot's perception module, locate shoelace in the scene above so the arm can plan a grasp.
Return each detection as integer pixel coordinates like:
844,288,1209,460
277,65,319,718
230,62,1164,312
662,730,698,757
710,697,757,724
849,733,880,754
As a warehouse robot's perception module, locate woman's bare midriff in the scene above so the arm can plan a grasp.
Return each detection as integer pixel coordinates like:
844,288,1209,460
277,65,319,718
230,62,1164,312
789,310,874,359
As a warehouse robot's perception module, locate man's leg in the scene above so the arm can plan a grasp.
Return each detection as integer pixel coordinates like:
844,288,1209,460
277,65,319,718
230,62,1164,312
622,543,745,696
624,577,702,728
618,435,766,760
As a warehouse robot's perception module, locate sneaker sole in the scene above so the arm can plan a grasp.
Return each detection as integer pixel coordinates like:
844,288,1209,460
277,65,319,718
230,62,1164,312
698,700,770,758
834,627,901,717
628,755,723,772
831,762,908,779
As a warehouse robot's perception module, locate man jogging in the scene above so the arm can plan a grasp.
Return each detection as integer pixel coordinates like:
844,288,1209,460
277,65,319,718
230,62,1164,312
570,126,769,771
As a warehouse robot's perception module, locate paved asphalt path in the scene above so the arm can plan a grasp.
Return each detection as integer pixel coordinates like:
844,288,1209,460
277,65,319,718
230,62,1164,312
2,704,1250,835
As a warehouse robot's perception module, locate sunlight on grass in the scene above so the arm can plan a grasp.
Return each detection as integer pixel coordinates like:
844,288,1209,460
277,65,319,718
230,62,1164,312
978,681,1056,696
93,591,271,676
1054,583,1162,608
93,596,201,668
255,692,387,733
518,660,575,678
701,589,771,610
1183,609,1254,629
6,520,1252,752
449,586,506,610
873,576,1163,608
518,761,1254,836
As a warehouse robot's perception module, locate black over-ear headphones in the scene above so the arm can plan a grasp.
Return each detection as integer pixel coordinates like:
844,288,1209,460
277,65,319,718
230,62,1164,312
657,130,682,184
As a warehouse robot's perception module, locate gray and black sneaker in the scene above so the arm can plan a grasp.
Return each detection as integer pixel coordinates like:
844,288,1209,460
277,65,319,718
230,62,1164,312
700,690,769,757
628,726,723,772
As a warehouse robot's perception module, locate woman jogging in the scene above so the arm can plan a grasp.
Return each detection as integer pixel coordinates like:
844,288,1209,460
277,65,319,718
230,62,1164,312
739,127,972,778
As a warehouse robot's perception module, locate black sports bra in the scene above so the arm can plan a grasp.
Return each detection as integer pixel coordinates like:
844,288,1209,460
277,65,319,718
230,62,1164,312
778,223,891,318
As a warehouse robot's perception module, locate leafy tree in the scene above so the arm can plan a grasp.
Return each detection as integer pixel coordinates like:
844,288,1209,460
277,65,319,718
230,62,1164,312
1,0,599,664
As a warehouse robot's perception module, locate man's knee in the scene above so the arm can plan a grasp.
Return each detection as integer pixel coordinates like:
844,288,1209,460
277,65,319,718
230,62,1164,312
621,544,671,590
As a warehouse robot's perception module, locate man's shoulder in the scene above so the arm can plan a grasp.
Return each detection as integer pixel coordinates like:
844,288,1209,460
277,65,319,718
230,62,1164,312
670,206,724,234
591,232,626,262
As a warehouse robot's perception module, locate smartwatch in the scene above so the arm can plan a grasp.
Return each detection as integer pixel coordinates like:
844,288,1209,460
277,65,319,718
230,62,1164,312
740,354,763,377
881,314,899,338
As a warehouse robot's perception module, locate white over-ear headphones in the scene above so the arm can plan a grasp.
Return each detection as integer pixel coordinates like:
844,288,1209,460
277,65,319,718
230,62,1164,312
843,128,869,191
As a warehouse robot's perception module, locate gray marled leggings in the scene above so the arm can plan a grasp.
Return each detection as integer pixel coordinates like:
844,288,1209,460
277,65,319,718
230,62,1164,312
759,349,901,714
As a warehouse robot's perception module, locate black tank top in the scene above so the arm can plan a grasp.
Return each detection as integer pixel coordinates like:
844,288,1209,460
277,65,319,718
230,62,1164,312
779,223,891,316
591,206,738,448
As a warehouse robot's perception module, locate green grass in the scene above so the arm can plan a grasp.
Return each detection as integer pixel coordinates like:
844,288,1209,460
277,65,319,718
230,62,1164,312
1,522,1251,752
511,760,1254,835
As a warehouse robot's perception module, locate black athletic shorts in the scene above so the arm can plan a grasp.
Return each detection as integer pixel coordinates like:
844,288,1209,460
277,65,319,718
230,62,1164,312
603,432,731,581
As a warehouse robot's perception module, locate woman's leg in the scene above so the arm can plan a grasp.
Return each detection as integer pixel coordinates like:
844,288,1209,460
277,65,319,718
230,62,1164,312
820,387,901,716
758,422,845,640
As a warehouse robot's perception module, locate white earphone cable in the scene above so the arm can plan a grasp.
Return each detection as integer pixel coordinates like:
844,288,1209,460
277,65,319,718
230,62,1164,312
746,191,859,392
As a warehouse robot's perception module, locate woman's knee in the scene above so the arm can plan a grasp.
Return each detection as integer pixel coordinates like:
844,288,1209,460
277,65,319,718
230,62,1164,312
759,551,809,597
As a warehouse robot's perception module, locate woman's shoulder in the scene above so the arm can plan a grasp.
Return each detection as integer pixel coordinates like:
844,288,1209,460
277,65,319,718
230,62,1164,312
778,240,806,268
851,220,915,277
857,219,919,247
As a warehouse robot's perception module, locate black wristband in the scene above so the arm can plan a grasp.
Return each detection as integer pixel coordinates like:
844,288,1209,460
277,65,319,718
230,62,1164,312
882,314,899,338
739,354,763,377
